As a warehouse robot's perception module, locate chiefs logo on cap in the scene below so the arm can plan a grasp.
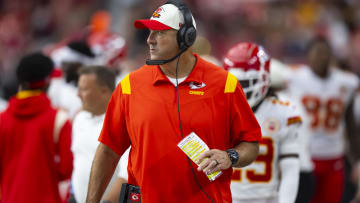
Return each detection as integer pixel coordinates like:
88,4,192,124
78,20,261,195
152,7,163,18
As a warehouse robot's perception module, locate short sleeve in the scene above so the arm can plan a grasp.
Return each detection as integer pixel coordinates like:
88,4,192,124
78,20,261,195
279,124,300,155
279,105,302,155
98,83,130,156
229,83,262,147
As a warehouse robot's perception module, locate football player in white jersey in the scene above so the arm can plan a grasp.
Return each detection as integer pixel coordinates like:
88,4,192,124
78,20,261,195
271,59,316,203
224,42,301,203
279,37,360,203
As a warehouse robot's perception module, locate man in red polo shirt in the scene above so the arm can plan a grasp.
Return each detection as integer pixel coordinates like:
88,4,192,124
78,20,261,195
86,1,261,203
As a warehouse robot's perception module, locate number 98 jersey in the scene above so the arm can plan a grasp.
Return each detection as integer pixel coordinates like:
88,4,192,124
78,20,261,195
231,97,301,200
282,66,359,159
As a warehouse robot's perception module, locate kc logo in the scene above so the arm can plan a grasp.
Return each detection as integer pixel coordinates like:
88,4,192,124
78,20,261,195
189,81,206,90
152,7,163,18
130,192,140,202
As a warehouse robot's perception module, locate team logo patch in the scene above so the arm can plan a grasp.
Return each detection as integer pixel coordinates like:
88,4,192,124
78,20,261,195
130,192,140,202
263,117,281,134
152,7,163,18
287,116,302,126
189,81,206,89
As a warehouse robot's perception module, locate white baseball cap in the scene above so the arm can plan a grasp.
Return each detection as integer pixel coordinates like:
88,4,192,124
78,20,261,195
134,3,196,30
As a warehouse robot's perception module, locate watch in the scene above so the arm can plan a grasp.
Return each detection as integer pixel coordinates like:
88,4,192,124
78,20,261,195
226,149,239,166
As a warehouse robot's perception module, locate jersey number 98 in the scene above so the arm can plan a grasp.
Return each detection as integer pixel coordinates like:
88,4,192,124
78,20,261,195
301,96,343,131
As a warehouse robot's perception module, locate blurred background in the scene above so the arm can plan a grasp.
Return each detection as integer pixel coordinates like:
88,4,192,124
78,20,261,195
0,0,359,100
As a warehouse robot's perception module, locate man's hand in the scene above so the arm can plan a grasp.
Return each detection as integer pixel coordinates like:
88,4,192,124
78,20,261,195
196,149,232,175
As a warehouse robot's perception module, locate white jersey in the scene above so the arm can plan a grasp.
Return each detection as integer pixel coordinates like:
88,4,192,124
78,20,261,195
276,91,313,172
71,111,119,203
0,98,7,112
282,66,359,159
231,97,301,200
48,78,81,119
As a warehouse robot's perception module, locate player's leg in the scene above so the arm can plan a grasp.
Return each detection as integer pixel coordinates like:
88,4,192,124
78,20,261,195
295,171,316,203
341,157,357,203
311,158,344,203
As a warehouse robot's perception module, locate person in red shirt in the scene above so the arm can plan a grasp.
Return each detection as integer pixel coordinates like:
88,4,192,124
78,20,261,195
86,1,261,203
0,53,73,203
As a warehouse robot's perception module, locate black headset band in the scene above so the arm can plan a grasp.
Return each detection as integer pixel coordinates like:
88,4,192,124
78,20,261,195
165,0,194,29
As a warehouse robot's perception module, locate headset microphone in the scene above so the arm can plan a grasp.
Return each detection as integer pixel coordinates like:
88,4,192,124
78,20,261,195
145,48,187,65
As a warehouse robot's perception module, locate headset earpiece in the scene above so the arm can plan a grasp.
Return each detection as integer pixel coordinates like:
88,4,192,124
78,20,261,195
166,0,197,50
184,26,196,47
177,22,196,50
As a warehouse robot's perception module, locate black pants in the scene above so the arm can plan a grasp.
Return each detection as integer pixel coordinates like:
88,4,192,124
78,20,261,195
341,157,357,203
68,194,77,203
295,171,316,203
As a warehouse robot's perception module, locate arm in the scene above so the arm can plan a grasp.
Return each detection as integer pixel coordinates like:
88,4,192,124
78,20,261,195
346,94,360,203
197,141,259,175
198,75,261,174
232,141,259,167
103,147,130,203
86,143,120,203
102,177,127,203
278,158,300,203
345,97,360,162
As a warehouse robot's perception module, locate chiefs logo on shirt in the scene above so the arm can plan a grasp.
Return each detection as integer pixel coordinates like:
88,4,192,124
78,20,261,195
152,7,163,18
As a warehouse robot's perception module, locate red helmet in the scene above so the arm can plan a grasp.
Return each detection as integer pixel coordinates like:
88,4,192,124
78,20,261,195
89,32,127,67
223,42,271,107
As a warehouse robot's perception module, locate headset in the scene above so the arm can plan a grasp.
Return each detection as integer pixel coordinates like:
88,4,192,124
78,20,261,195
145,0,197,65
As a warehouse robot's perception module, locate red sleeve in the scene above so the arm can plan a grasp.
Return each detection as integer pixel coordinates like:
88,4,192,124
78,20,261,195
98,85,130,156
229,83,262,147
57,120,73,180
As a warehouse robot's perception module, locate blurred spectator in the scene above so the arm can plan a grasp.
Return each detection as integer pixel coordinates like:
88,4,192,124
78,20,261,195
71,65,119,203
0,52,73,203
49,40,95,118
0,0,359,74
87,15,129,84
270,59,315,203
192,36,221,66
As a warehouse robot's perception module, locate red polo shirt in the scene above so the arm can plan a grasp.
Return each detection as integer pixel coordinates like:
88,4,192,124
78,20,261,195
99,54,261,203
